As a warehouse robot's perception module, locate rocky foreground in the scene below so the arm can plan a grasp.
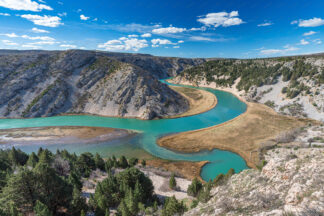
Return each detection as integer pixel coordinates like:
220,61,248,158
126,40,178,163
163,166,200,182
0,50,204,119
186,126,324,216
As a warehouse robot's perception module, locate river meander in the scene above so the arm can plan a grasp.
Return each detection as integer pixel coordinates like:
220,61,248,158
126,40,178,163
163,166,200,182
0,80,248,181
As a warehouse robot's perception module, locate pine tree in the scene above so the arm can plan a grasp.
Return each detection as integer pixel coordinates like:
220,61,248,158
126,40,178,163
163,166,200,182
187,177,203,197
118,199,131,216
34,200,52,216
38,149,52,165
0,168,36,214
134,180,145,203
105,208,110,216
141,159,146,167
69,187,87,215
26,152,39,167
94,153,105,170
80,210,86,216
118,156,129,168
124,188,138,214
169,173,177,190
162,196,186,216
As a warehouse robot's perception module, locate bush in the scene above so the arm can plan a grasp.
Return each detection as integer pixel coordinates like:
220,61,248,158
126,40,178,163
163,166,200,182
169,173,177,190
162,196,186,216
187,178,203,197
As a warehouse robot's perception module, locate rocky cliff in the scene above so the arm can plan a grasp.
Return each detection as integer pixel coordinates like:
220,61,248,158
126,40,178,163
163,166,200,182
0,50,201,119
186,125,324,216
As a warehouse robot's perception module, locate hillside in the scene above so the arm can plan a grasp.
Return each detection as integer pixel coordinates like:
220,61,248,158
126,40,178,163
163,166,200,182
0,50,205,119
174,55,324,121
186,125,324,216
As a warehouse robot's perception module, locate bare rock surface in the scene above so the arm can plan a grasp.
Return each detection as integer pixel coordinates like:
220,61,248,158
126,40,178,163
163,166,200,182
185,126,324,216
0,50,202,119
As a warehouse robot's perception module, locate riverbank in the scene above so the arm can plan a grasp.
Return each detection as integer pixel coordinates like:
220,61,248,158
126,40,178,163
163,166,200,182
158,99,313,168
165,86,217,118
0,126,136,145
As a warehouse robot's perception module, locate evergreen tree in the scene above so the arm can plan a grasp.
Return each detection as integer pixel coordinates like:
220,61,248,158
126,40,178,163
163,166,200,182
116,167,154,202
80,210,86,216
118,155,129,168
94,153,105,170
38,149,52,165
0,168,36,214
187,177,203,197
134,180,145,203
128,157,138,167
68,171,83,191
26,152,39,167
124,188,138,214
162,196,186,216
105,208,109,216
69,187,87,216
169,173,177,190
8,147,28,166
34,200,52,216
33,163,73,214
141,159,146,167
117,199,131,216
76,152,96,177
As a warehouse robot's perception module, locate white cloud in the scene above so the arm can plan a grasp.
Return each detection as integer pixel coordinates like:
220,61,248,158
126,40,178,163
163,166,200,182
28,40,57,45
58,12,67,17
128,34,138,38
152,26,186,34
257,22,273,27
173,46,180,48
292,17,324,27
190,27,206,31
2,40,18,46
93,18,98,21
22,44,40,49
141,33,151,38
303,31,317,36
178,40,184,43
151,38,173,45
0,12,10,16
31,27,49,33
313,39,322,45
60,44,77,49
299,39,309,45
260,45,299,55
189,36,217,42
1,33,19,38
20,14,63,27
197,11,244,27
80,14,90,21
98,38,148,52
21,35,54,41
0,0,52,11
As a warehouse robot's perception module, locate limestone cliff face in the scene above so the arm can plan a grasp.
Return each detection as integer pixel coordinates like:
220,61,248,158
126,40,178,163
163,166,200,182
186,125,324,216
0,50,193,119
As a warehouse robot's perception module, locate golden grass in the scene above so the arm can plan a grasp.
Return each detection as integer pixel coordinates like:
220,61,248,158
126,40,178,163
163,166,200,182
147,159,208,181
166,86,217,118
158,102,314,168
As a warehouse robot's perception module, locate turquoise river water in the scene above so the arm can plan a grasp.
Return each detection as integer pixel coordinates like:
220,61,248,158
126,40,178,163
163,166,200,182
0,80,248,181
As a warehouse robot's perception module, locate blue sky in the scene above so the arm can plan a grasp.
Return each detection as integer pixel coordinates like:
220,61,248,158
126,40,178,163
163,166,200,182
0,0,323,58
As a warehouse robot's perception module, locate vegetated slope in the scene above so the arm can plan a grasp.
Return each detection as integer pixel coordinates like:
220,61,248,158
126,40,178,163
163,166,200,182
176,55,324,121
0,50,195,119
185,125,324,216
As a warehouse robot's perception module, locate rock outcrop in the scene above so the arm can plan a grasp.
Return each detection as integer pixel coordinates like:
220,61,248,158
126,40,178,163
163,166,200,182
0,50,198,119
186,125,324,216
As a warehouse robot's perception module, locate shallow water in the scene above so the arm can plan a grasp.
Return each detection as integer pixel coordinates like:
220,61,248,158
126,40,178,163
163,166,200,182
0,80,248,181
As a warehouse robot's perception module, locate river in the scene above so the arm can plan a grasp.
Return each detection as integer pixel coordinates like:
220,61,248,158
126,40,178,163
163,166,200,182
0,80,248,181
